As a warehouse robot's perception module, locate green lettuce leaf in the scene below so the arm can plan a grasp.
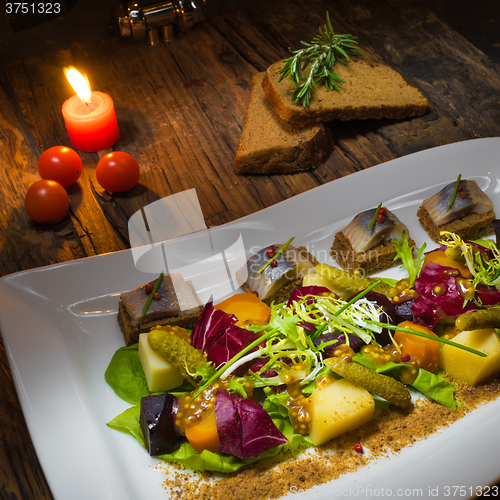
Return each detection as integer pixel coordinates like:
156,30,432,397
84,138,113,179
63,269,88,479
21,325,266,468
107,406,145,445
392,230,426,287
104,344,154,405
411,369,457,409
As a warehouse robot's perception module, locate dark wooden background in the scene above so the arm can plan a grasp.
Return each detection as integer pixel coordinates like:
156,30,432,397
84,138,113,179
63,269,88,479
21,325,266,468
0,0,499,498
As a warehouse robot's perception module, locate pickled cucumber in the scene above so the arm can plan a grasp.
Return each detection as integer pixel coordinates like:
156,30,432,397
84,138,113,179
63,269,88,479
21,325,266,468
455,310,500,331
316,263,392,296
148,327,207,386
324,357,413,409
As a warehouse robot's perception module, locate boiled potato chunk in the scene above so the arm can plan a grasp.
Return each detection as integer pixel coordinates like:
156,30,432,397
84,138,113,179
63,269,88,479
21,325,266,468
309,378,375,446
138,333,184,392
439,329,500,386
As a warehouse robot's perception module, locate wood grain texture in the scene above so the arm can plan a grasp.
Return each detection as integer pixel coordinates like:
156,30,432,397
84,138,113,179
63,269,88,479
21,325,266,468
0,0,499,498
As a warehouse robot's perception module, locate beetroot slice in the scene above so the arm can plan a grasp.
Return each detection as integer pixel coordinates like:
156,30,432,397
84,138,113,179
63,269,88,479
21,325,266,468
140,393,181,456
411,262,500,329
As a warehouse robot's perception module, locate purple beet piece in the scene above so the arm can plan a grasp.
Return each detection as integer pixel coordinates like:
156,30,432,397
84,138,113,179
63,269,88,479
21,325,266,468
286,285,332,307
394,299,415,324
140,393,181,456
411,262,500,329
313,332,363,358
493,220,500,246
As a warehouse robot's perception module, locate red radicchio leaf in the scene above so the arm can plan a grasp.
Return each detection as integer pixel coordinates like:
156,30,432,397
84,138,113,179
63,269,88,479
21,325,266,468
190,299,238,353
206,324,259,371
214,391,287,459
411,262,500,329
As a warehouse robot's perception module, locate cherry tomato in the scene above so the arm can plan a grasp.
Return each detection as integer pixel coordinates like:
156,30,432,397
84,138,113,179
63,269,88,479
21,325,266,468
24,180,70,224
38,146,82,187
96,152,140,193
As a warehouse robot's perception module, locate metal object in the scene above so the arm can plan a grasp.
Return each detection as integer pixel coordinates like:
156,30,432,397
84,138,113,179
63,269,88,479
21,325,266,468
112,0,206,45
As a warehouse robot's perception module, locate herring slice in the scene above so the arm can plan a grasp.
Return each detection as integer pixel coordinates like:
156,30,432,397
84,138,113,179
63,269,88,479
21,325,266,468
120,273,200,327
422,179,494,226
239,244,315,301
342,208,409,253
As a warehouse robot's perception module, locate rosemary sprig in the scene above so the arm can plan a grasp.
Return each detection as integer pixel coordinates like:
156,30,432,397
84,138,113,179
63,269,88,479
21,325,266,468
278,12,360,107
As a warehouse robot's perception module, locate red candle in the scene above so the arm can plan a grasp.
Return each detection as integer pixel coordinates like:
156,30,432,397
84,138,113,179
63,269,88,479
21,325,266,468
62,68,119,152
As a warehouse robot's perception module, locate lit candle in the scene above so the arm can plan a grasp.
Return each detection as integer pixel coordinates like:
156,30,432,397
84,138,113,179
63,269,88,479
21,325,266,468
61,67,119,152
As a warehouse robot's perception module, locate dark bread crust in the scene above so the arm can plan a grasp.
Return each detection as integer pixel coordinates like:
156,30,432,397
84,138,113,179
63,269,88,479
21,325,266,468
262,59,428,125
417,206,496,243
235,72,334,175
330,231,415,275
117,301,202,346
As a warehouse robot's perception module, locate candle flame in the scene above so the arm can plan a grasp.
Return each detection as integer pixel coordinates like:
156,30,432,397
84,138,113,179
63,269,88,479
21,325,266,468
64,67,92,103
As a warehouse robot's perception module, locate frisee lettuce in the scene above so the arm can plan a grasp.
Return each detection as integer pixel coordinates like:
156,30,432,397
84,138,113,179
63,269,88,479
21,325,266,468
392,230,426,287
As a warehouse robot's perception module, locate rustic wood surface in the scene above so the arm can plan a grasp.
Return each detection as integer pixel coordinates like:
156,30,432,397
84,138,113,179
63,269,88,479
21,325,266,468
0,0,499,498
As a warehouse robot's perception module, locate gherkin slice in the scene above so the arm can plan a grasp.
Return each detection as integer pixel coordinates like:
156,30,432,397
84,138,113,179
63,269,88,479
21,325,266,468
316,263,392,295
455,310,500,331
324,357,413,409
148,328,207,386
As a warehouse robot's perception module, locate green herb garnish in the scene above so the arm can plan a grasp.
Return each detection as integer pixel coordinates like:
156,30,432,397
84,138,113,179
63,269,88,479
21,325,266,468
447,174,462,212
368,321,487,357
141,271,164,316
278,12,360,107
258,236,295,274
334,279,382,317
392,230,426,288
191,328,279,399
367,203,383,230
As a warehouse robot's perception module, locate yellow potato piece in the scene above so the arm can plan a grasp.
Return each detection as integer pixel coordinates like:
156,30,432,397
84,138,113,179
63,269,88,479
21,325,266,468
439,328,500,386
309,378,375,446
138,332,184,392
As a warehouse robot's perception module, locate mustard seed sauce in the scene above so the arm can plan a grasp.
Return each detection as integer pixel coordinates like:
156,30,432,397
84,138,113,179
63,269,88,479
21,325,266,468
157,375,500,500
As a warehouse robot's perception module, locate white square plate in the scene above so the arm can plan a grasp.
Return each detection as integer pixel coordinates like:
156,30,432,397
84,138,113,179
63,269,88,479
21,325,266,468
1,138,500,500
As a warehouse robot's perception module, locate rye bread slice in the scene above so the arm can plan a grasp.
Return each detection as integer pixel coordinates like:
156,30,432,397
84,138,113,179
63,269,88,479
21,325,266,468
235,72,334,174
416,206,496,243
262,59,428,124
330,231,415,276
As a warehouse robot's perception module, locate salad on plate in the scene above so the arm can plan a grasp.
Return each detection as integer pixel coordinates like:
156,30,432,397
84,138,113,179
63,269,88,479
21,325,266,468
104,224,500,488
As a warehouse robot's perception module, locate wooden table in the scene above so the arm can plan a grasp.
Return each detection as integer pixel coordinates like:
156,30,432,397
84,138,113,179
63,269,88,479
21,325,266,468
0,0,499,497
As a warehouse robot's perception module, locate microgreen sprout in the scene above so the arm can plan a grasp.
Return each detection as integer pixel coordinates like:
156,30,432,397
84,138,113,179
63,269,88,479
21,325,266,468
257,236,295,274
447,174,462,212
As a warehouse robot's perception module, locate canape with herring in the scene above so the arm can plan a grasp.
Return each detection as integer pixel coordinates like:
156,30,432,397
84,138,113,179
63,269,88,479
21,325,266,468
331,205,413,275
417,177,495,243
